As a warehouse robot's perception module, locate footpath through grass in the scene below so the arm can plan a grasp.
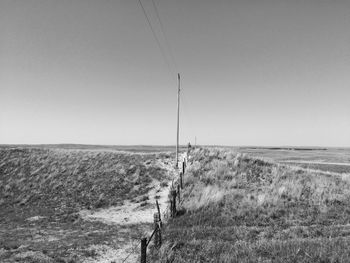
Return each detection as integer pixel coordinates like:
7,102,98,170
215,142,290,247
155,148,350,262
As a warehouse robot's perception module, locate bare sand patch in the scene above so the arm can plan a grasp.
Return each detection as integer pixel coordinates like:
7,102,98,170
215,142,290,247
79,180,172,225
78,153,184,263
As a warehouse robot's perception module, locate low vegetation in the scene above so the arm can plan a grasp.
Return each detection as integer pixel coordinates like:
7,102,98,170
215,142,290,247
156,148,350,262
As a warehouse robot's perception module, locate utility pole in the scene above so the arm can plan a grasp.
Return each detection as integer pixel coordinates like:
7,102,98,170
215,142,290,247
176,73,180,168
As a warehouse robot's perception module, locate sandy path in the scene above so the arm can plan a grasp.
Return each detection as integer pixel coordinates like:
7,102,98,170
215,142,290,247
79,180,172,225
79,154,184,263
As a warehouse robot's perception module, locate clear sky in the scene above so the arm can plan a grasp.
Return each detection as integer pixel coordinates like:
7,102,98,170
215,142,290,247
1,0,350,147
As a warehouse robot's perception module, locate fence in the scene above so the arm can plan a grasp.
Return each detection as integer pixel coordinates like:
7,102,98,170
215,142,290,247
139,157,188,263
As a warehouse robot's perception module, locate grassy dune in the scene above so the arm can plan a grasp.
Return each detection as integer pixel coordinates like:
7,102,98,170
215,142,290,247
0,147,172,262
155,148,350,262
0,148,170,217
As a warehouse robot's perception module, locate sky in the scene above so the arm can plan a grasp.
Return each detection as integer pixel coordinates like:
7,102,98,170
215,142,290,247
1,0,350,147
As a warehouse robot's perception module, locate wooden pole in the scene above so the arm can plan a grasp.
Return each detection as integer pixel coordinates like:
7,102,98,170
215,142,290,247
156,200,161,223
171,189,177,217
170,198,173,218
141,237,147,263
180,172,183,189
176,73,180,168
182,161,185,174
153,213,161,248
177,184,181,203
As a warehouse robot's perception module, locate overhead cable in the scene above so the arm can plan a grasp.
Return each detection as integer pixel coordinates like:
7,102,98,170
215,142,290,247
151,0,178,72
137,0,176,80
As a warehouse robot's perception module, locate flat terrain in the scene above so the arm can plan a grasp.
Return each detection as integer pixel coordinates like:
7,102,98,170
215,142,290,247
155,147,350,262
239,147,350,173
0,145,178,263
0,144,187,153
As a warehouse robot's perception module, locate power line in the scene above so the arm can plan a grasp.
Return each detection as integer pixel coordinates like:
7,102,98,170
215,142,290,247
150,0,178,72
137,0,176,80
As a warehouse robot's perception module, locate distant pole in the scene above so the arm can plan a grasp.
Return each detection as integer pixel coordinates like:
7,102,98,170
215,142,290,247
195,136,197,148
176,73,180,168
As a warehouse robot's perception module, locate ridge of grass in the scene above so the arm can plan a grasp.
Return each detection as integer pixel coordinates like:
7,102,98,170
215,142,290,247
154,147,350,262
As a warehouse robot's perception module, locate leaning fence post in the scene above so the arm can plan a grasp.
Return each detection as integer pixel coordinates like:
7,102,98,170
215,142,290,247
156,200,161,224
153,212,161,248
141,237,147,263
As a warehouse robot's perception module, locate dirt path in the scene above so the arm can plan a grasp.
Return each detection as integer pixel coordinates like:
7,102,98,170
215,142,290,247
79,154,183,263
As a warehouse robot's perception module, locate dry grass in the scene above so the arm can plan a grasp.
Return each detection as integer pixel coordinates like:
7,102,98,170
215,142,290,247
154,147,350,262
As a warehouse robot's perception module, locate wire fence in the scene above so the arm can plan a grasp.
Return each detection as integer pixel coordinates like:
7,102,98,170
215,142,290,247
121,152,190,263
121,241,141,263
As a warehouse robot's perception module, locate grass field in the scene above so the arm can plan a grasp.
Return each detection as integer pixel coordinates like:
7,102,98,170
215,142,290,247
154,147,350,262
2,145,350,262
0,145,176,263
239,147,350,163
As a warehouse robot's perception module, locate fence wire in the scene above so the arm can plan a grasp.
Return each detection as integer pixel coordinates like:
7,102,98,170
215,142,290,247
123,152,191,262
121,240,141,263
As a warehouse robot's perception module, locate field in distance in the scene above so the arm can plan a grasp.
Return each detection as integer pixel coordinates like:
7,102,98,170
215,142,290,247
239,147,350,174
0,144,188,153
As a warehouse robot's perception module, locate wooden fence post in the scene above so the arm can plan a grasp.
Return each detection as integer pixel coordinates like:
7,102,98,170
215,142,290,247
182,161,185,174
153,213,161,248
141,237,147,263
156,200,161,226
169,198,173,218
180,172,183,189
171,189,177,217
177,184,181,203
